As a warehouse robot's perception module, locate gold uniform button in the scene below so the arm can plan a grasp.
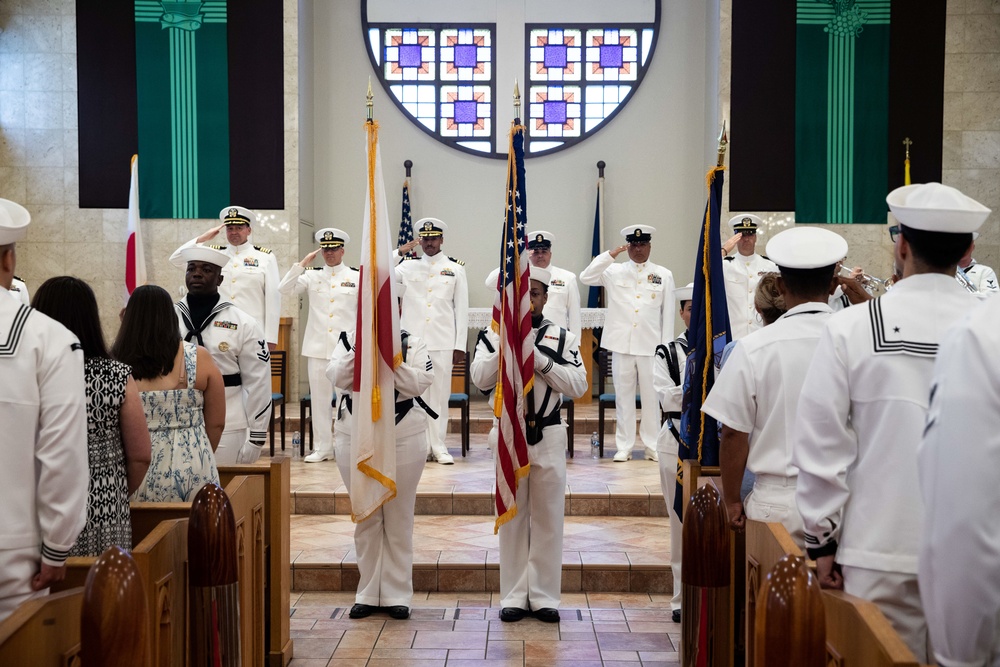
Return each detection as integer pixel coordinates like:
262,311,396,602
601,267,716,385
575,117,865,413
328,328,332,332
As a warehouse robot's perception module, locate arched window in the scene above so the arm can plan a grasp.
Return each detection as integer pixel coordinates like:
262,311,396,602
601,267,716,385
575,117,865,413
363,1,660,159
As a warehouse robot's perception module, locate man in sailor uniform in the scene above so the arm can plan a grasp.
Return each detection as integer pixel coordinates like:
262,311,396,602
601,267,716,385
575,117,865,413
6,276,29,305
175,245,273,465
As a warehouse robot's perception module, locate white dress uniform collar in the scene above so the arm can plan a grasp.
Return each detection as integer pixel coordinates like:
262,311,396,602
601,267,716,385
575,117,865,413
423,252,447,265
230,240,251,254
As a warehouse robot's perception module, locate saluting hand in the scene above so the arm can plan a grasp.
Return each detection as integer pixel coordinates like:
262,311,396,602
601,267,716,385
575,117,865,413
722,233,741,256
609,244,629,259
196,223,226,244
300,249,321,267
399,239,420,255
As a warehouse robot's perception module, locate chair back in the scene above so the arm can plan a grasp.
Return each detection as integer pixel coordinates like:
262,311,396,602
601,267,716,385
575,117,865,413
452,350,469,395
270,350,286,399
598,348,613,395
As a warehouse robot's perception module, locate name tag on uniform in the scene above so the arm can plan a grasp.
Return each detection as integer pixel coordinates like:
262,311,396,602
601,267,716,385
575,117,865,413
244,257,259,268
440,269,455,277
214,320,238,330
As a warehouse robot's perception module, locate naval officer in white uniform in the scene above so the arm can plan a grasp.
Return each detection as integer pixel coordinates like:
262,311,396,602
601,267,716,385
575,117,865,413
394,218,468,465
721,214,778,339
0,198,88,620
703,227,846,548
580,225,675,462
170,205,282,348
278,228,359,462
471,265,588,624
175,245,273,465
793,182,990,663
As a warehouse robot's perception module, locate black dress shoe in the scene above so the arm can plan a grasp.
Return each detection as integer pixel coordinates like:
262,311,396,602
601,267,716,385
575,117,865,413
386,605,410,620
533,608,560,623
672,609,681,623
499,607,527,622
349,603,376,619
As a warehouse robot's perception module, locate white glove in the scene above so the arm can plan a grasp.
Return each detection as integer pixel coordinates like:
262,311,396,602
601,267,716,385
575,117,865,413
236,440,264,464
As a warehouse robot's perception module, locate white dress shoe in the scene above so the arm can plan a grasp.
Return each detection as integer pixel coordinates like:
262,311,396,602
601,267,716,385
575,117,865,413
435,451,455,465
304,449,334,463
645,449,659,462
613,450,632,462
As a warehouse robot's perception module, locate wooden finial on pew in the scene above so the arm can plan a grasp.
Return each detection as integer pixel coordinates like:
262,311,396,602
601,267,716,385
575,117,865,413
81,546,149,666
189,482,241,666
754,554,825,667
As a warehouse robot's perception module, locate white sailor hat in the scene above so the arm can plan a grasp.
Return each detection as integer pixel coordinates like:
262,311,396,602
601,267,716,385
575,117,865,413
527,230,553,249
316,227,350,248
765,227,848,270
886,183,991,233
529,265,551,286
178,245,230,268
416,217,447,237
0,199,31,245
620,225,655,243
730,214,762,232
219,205,257,227
674,282,694,302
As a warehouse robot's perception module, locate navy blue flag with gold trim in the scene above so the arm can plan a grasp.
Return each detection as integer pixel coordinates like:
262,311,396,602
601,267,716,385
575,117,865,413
675,165,730,519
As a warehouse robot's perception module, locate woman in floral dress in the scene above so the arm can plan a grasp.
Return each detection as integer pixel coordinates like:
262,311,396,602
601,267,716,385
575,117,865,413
112,285,226,502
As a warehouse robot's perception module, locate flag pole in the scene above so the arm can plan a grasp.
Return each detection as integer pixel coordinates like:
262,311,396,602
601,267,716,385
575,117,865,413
903,137,912,185
717,120,728,168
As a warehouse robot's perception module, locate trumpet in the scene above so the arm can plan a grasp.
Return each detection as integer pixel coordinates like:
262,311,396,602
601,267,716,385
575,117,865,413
956,268,979,293
838,265,890,291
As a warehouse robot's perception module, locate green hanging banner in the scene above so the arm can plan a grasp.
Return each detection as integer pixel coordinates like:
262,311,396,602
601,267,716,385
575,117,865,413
795,0,889,224
134,0,231,219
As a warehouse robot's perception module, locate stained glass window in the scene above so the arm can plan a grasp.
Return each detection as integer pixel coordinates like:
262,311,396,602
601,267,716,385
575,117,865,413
362,1,659,159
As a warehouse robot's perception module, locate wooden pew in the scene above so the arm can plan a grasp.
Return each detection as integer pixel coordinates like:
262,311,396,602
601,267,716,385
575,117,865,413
0,588,83,665
746,520,805,661
218,457,292,667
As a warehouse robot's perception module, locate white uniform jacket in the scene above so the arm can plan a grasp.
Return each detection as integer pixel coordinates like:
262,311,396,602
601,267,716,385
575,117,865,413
326,330,435,438
171,238,281,344
0,300,88,566
723,253,778,339
470,321,589,421
703,302,833,479
920,295,1000,667
485,265,581,340
963,260,999,295
7,277,29,305
396,253,468,352
176,299,272,441
579,252,675,355
278,263,359,359
793,274,978,573
653,332,688,453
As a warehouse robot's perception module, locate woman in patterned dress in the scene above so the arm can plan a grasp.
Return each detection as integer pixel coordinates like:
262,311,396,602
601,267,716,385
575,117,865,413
31,277,151,557
112,285,226,502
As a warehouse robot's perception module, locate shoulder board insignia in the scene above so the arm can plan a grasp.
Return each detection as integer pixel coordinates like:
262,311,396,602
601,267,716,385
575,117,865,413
307,266,322,270
448,256,465,266
254,245,272,254
213,320,238,330
724,256,734,262
402,256,419,261
350,266,360,271
208,244,226,250
13,275,23,281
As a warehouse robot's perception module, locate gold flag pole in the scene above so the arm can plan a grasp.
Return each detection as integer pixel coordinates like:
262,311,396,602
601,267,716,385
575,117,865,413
717,120,728,168
903,137,912,185
513,79,521,123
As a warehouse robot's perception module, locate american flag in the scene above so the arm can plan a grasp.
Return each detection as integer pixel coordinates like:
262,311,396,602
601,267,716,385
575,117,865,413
350,118,401,523
489,121,533,534
397,179,417,258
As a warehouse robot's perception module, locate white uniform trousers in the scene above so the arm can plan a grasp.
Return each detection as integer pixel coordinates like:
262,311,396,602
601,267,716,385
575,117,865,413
655,421,682,612
336,430,426,607
0,546,47,621
843,565,932,664
423,350,452,459
215,429,247,465
611,352,659,454
744,475,805,549
307,356,335,454
496,424,567,610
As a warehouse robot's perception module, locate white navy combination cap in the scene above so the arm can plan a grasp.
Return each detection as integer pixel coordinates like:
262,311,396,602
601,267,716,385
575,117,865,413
179,245,230,268
674,282,694,302
620,225,655,243
886,183,991,233
730,214,762,232
529,265,551,286
527,230,553,249
0,199,31,245
416,217,448,237
219,205,257,227
766,227,848,270
316,227,350,248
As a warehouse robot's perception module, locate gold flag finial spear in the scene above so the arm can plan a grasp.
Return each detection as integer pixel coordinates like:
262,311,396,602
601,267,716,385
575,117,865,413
717,120,728,167
513,79,521,122
903,137,912,159
366,77,374,122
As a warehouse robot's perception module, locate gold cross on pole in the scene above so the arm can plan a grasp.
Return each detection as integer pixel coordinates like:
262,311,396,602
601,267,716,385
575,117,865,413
903,137,912,159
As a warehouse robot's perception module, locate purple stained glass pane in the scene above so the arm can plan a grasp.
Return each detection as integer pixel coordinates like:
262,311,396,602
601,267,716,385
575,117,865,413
543,101,567,125
454,100,478,124
543,45,568,68
398,44,423,68
454,44,478,68
600,44,623,68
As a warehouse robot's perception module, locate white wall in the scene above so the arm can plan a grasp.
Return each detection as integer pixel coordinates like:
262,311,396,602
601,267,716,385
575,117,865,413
309,0,717,314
